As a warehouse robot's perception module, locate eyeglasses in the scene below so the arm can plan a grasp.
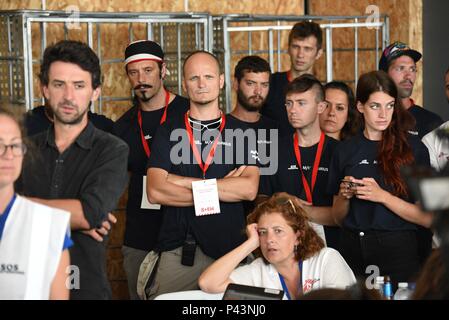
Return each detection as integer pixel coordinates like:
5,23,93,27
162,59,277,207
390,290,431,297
0,143,27,157
274,197,297,213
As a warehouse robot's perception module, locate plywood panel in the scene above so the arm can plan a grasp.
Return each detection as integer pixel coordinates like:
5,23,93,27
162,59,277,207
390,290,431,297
310,0,423,105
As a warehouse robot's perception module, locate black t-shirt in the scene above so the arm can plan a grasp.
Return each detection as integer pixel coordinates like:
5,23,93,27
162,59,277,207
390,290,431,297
226,114,279,215
147,114,259,259
261,72,294,138
226,114,279,174
24,105,114,136
259,134,341,249
408,104,444,139
113,95,189,251
326,132,430,231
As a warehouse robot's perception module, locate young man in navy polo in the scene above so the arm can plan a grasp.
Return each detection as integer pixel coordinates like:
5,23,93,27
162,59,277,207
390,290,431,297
259,74,341,250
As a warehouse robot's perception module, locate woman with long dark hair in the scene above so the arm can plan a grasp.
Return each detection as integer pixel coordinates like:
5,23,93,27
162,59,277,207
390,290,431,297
327,71,432,286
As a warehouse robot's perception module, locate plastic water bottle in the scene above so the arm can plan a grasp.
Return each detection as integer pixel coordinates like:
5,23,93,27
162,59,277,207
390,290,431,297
393,282,414,300
383,276,393,300
375,276,385,298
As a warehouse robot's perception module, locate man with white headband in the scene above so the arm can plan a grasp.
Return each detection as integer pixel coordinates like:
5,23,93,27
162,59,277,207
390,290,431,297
114,40,189,299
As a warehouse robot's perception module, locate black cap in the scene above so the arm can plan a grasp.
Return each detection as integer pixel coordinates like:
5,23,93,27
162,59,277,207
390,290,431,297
379,41,422,71
124,40,164,66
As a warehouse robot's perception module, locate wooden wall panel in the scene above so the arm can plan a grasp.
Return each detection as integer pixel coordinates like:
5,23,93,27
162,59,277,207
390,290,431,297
310,0,423,105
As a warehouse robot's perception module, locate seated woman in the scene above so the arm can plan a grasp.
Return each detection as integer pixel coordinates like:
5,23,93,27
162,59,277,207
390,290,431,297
198,192,356,300
0,107,72,299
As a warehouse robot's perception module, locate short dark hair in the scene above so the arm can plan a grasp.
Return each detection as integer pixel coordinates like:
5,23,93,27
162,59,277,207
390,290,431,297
182,50,221,76
285,73,324,103
234,56,271,82
324,81,360,140
39,40,101,89
288,21,323,49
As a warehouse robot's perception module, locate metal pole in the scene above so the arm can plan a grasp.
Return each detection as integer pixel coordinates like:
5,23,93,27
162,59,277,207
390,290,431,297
354,18,358,87
97,23,102,114
375,24,379,70
248,21,252,55
277,20,281,72
7,16,13,100
223,18,232,112
268,28,274,72
177,23,182,95
325,26,333,82
24,18,34,110
87,22,93,48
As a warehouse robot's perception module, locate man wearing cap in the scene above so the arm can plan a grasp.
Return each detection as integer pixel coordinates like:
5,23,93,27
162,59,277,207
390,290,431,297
379,41,443,139
380,42,443,266
114,40,189,299
146,51,259,299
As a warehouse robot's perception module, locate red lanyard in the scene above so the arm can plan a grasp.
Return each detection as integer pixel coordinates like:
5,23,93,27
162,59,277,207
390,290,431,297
137,90,170,158
293,132,325,204
287,70,293,82
184,112,226,179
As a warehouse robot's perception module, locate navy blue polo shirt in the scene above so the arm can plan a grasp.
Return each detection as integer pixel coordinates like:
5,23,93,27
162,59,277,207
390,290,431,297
259,134,341,249
327,132,430,231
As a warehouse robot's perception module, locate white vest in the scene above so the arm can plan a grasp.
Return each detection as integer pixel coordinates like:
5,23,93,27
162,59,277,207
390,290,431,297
0,196,70,300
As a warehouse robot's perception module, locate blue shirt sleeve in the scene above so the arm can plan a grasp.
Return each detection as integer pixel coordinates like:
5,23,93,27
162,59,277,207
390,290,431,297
62,232,73,251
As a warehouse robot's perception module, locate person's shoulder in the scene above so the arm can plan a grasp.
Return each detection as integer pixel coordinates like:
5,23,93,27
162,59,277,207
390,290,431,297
412,104,443,121
172,94,189,106
114,106,136,135
308,247,343,263
260,115,279,129
93,125,129,150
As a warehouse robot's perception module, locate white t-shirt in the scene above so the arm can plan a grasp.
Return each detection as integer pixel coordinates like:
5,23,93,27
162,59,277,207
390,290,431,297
421,121,449,247
422,121,449,172
0,196,70,300
229,247,356,298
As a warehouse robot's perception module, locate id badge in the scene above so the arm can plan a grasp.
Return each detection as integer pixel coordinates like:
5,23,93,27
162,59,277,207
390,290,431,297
141,176,161,210
192,178,221,216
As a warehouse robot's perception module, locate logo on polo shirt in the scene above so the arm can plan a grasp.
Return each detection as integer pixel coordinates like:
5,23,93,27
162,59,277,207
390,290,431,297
251,150,260,161
144,134,152,140
359,159,369,165
0,263,24,275
288,164,298,170
408,130,419,136
303,278,320,293
438,152,449,159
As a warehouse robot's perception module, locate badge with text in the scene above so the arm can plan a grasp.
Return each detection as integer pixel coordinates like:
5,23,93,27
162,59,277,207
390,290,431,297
192,179,221,216
141,176,161,210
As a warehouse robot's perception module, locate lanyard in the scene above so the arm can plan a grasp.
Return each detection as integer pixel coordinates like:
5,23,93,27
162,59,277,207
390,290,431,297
0,194,17,239
287,70,293,82
137,89,170,158
293,132,325,204
184,112,226,179
278,261,303,300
